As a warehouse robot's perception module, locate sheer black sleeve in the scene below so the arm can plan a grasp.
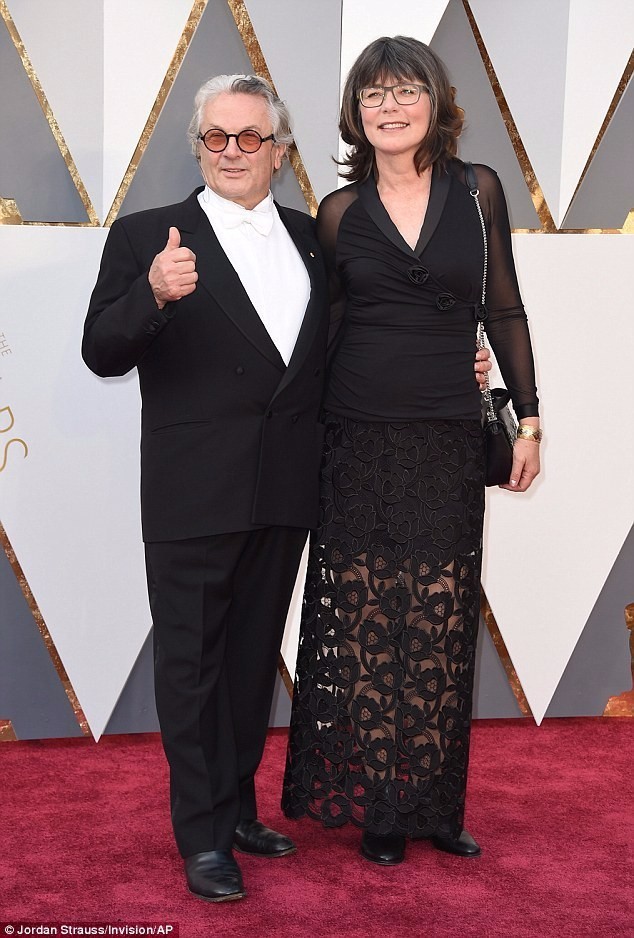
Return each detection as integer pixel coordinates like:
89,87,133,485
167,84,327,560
315,185,358,355
470,164,539,418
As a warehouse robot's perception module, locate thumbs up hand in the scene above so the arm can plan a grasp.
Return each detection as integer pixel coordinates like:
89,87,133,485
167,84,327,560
149,227,198,309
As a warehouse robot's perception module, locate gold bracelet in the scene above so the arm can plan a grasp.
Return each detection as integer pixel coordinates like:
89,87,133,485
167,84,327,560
516,425,542,443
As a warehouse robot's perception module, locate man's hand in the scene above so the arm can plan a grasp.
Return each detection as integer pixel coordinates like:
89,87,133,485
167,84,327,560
475,346,492,389
148,227,198,309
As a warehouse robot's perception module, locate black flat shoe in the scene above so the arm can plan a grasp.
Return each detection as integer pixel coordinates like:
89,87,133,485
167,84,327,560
360,831,406,865
184,849,246,902
431,829,481,857
233,819,296,858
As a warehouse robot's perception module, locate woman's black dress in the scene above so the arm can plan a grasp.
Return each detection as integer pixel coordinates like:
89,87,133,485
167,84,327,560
282,161,539,839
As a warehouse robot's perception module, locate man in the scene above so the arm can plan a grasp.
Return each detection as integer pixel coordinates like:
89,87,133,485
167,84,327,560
83,74,490,903
84,74,329,903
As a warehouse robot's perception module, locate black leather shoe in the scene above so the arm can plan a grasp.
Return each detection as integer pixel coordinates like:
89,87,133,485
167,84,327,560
184,850,246,902
233,819,296,858
360,831,406,865
431,829,481,857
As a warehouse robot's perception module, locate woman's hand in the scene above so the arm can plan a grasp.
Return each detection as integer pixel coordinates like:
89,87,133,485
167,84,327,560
500,420,541,492
475,346,491,388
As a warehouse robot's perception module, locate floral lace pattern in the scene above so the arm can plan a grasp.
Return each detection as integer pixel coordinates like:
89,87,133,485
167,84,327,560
282,414,485,839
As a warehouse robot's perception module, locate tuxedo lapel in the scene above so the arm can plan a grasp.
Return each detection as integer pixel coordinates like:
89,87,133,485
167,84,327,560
175,190,285,372
271,204,325,399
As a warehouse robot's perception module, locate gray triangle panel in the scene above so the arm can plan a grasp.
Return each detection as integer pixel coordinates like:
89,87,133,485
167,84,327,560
545,521,634,717
0,19,89,223
431,0,541,230
0,547,83,739
103,627,290,733
269,670,291,726
103,630,159,735
472,615,524,718
563,76,634,229
117,1,309,221
244,0,343,203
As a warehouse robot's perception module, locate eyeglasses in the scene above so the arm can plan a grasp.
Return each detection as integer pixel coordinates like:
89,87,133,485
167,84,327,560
359,83,427,108
198,129,276,153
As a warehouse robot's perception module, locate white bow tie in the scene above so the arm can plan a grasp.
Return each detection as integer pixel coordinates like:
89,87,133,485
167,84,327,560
220,205,274,236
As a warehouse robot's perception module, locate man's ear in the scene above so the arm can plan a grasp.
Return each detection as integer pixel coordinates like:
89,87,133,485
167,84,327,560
273,143,287,174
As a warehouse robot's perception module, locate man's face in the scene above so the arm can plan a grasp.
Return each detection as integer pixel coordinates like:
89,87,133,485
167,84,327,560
197,92,285,209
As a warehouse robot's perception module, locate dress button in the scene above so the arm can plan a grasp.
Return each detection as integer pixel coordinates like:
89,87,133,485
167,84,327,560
407,266,429,284
436,292,455,310
266,410,273,418
236,366,244,375
292,415,299,423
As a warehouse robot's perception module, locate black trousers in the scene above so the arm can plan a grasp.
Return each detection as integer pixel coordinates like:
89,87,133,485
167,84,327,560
145,526,306,858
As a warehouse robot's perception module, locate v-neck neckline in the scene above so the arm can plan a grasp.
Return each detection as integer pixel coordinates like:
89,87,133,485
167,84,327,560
358,168,452,259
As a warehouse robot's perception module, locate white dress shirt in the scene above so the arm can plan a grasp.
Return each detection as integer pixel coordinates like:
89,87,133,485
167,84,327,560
198,186,310,365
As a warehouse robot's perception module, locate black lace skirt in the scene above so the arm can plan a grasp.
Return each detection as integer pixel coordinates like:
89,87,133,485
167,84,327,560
282,413,485,839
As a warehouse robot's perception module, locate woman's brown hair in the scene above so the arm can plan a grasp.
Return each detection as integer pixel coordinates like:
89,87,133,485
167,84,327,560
339,36,464,182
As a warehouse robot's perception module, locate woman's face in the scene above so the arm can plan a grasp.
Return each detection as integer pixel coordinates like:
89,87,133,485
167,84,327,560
359,75,432,163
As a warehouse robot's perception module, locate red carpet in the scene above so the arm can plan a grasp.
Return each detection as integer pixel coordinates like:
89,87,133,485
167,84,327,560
2,719,632,937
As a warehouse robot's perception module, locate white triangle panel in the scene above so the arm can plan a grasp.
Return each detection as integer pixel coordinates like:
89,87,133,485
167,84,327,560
103,0,195,220
470,0,570,226
482,233,634,723
340,0,451,81
560,0,634,223
7,0,103,220
0,227,152,739
280,537,309,684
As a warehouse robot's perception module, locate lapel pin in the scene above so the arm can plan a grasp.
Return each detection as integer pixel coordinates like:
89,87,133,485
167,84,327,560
309,252,315,258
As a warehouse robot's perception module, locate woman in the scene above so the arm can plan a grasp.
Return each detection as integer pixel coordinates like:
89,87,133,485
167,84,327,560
282,36,540,865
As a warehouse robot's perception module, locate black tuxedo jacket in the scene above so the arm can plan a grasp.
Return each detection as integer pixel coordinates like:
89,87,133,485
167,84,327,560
83,189,329,542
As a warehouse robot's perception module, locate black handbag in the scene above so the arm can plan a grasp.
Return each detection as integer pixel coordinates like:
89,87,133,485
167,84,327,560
482,388,517,486
465,162,517,486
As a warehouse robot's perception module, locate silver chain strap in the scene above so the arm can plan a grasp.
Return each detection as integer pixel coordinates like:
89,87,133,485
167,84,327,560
468,176,496,425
